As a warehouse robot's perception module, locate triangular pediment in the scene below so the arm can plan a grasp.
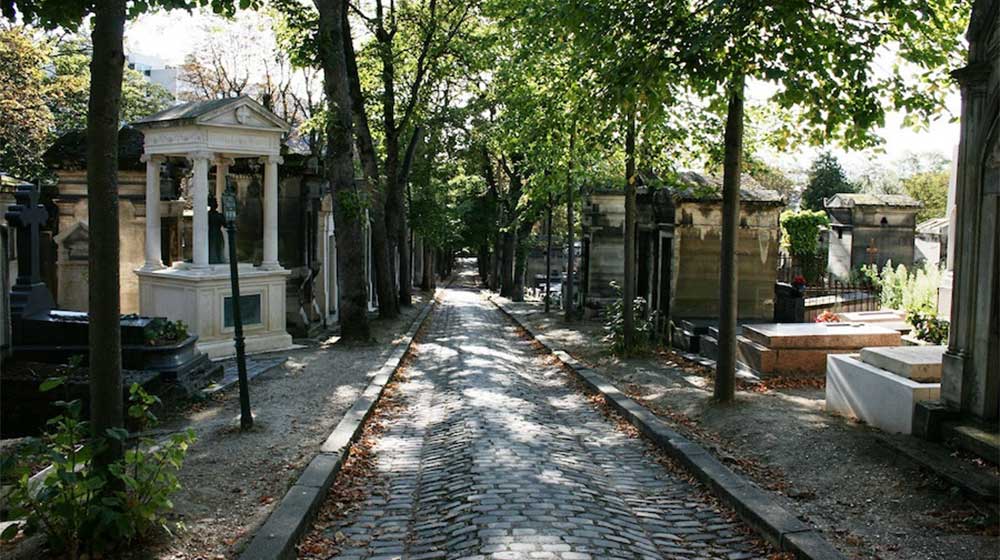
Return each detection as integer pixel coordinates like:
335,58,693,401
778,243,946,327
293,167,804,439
196,97,290,133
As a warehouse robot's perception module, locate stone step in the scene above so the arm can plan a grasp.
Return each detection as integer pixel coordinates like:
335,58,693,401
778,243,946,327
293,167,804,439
826,354,940,434
943,422,1000,465
736,335,775,375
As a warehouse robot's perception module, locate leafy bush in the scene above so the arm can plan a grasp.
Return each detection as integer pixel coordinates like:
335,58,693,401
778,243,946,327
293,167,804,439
876,261,941,314
602,281,658,356
907,311,950,344
2,380,195,557
780,210,830,257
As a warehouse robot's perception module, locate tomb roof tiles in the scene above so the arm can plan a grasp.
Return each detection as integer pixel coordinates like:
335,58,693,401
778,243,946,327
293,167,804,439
587,170,784,204
823,193,922,208
133,97,247,125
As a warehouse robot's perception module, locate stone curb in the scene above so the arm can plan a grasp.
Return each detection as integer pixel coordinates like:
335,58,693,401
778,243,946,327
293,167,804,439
490,298,846,560
240,294,438,560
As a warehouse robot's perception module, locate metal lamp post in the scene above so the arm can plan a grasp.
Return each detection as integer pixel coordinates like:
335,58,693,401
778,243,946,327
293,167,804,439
222,178,253,430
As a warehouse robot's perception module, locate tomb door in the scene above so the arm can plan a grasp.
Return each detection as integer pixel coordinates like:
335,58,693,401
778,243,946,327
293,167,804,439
655,230,673,338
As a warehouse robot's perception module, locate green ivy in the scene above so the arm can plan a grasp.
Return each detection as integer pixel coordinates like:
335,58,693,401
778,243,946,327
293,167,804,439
779,210,830,257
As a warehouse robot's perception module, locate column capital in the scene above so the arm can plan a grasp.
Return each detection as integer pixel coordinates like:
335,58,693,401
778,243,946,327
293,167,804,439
260,155,284,165
215,156,236,167
140,153,164,164
187,151,215,164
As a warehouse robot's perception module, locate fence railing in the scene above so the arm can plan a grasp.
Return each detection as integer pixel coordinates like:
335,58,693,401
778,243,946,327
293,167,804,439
801,277,881,321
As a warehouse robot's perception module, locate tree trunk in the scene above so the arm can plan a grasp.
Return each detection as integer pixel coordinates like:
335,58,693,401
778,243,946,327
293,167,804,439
87,0,127,472
477,244,489,282
512,218,533,302
343,6,397,318
715,75,745,403
499,229,516,297
397,128,422,305
318,0,370,342
421,242,433,290
545,197,553,313
490,234,501,291
565,127,576,320
623,110,637,351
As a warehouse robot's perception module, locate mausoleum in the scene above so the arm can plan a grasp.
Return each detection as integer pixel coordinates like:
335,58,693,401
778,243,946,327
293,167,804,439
824,193,921,279
133,97,293,358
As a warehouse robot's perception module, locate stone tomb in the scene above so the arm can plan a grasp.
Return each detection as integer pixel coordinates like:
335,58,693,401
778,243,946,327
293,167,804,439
738,322,901,377
133,96,293,359
827,346,945,434
837,310,911,333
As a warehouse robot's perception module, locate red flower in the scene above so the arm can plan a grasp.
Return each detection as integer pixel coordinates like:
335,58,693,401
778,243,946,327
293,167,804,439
792,275,807,286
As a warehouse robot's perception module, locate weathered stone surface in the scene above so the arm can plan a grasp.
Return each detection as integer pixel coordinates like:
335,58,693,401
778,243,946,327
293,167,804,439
743,323,901,349
859,345,945,382
826,354,940,434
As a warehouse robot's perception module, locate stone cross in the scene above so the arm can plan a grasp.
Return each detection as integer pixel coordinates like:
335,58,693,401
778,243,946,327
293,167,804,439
5,184,48,285
5,183,55,319
865,238,879,266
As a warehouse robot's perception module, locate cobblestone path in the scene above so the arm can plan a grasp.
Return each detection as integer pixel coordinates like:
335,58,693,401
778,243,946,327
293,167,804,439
325,285,764,560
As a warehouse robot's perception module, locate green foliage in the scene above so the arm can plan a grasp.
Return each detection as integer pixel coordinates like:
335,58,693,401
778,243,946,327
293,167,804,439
876,261,941,315
602,281,657,356
42,32,173,136
907,311,949,345
142,317,189,346
780,210,830,257
0,25,54,179
903,170,949,221
801,152,856,211
3,381,195,556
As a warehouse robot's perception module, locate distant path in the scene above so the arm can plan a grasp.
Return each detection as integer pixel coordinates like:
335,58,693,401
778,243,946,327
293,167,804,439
324,278,764,560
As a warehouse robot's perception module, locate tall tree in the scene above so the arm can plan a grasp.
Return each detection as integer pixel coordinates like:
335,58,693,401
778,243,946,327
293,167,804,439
801,152,856,211
0,24,53,179
315,0,371,340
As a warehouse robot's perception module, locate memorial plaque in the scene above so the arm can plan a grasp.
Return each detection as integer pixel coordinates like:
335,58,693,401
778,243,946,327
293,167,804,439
224,293,262,328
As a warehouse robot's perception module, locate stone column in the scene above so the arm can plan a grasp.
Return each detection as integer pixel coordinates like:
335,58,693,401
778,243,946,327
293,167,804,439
141,154,164,269
261,155,282,269
189,151,213,268
937,146,959,319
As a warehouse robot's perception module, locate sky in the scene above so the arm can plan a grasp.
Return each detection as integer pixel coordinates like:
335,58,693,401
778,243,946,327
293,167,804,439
125,9,963,184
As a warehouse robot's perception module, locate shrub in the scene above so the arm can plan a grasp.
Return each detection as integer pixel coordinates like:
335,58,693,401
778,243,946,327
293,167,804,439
780,210,830,282
2,380,195,557
876,261,941,314
602,281,658,356
143,318,189,346
908,311,950,344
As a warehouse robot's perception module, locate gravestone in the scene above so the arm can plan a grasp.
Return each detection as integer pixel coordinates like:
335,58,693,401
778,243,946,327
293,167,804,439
773,282,804,323
4,184,55,326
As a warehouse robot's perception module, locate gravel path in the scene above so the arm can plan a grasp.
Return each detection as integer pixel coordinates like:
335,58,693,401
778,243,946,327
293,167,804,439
311,283,766,560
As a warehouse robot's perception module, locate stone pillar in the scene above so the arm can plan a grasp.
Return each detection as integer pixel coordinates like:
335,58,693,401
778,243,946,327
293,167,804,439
189,151,213,268
261,155,282,269
142,154,164,269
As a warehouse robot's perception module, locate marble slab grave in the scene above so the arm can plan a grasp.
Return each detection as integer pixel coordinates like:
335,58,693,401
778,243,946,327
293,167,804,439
743,322,901,349
859,345,946,382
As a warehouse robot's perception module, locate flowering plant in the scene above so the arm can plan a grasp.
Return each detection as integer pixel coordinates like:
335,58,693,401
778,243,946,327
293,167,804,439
791,275,807,288
815,310,839,323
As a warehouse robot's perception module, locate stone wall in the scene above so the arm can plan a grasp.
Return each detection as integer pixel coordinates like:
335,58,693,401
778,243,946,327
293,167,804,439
940,0,1000,422
52,170,148,314
670,201,781,321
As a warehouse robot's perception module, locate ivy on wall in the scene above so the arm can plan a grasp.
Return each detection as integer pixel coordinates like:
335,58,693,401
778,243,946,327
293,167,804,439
780,210,830,257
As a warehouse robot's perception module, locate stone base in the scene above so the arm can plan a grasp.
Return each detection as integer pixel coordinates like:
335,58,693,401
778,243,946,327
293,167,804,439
198,331,295,360
137,263,292,359
826,354,940,434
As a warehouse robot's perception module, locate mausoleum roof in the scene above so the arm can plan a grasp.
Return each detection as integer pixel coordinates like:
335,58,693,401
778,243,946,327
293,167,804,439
669,171,784,204
133,95,290,133
43,126,146,172
823,193,922,208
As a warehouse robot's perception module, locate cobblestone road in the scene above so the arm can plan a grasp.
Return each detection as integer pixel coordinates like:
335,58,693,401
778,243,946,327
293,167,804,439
323,284,765,560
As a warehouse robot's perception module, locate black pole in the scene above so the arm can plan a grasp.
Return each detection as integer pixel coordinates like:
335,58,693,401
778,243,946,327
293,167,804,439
226,223,253,430
545,195,553,313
